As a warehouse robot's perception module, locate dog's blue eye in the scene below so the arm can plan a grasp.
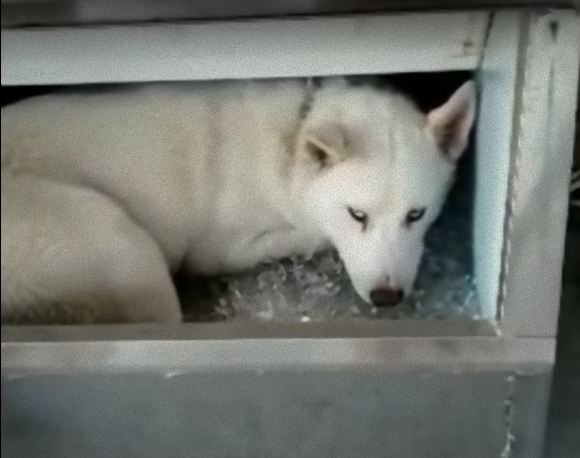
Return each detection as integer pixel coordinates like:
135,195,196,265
405,207,426,225
348,207,368,231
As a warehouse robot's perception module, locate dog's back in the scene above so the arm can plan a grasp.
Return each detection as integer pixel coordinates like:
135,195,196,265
1,80,308,267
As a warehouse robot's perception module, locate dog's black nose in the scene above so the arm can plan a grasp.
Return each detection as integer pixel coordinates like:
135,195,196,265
370,288,404,307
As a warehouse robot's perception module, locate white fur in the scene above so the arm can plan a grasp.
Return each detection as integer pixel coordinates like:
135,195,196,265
1,78,476,323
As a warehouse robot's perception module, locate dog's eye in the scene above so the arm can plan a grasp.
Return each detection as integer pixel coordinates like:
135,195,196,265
348,207,368,231
405,207,426,226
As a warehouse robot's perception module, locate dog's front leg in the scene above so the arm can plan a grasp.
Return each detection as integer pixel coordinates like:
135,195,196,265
234,228,327,267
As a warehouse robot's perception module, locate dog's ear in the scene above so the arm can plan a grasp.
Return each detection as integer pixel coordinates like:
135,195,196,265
425,80,477,162
298,122,349,169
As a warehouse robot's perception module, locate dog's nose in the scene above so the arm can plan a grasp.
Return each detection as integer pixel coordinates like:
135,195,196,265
369,288,404,307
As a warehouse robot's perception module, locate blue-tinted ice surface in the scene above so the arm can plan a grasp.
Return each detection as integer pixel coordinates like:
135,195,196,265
180,181,481,322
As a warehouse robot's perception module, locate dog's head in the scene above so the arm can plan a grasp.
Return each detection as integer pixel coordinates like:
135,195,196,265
292,79,476,306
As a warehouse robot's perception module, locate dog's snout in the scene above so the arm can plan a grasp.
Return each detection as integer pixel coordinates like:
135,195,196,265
369,287,404,307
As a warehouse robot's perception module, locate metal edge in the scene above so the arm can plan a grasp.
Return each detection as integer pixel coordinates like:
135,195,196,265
1,333,555,376
1,318,499,342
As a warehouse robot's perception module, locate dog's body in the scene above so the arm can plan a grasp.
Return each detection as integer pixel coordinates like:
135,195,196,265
1,78,476,323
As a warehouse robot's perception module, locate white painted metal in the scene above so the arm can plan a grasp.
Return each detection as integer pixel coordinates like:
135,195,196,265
473,12,524,320
500,10,580,337
0,12,489,85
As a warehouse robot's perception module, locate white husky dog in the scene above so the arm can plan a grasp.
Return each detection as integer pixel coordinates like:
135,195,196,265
1,78,476,323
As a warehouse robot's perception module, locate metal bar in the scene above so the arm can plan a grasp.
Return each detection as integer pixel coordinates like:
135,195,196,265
499,10,580,337
1,329,554,376
1,12,490,85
